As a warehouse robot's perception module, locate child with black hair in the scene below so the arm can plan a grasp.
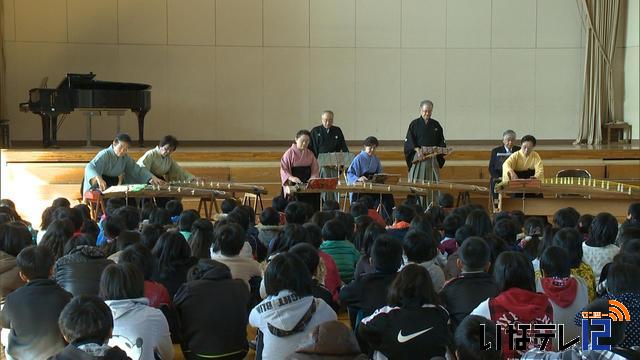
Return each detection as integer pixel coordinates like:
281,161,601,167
553,207,580,229
354,223,386,281
111,206,140,231
444,224,475,280
165,199,184,224
187,218,214,259
471,251,553,359
341,235,402,329
357,195,387,227
151,231,198,298
175,259,250,360
0,222,33,300
256,207,283,248
0,246,72,359
211,223,261,289
96,197,125,246
322,199,341,212
40,218,75,260
440,236,498,330
289,243,339,311
387,205,416,241
249,252,337,360
119,243,170,308
359,264,451,359
303,223,342,303
455,315,501,360
536,246,588,344
493,218,520,251
271,196,288,225
521,216,546,262
149,207,172,227
178,209,200,241
220,198,239,217
319,219,361,284
51,295,129,359
140,223,163,250
100,263,173,360
106,229,140,261
440,214,462,255
402,230,445,291
438,192,454,210
583,212,620,281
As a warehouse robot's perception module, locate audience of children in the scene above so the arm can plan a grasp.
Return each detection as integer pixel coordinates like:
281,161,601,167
0,195,639,359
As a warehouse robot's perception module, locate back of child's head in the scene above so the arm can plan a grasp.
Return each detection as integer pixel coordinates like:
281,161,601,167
260,207,280,226
302,223,322,248
553,207,580,229
455,315,501,360
353,215,374,251
607,255,640,295
63,233,94,255
148,207,171,226
616,222,640,247
119,243,154,280
140,223,163,250
628,202,640,225
409,213,433,234
321,199,340,212
165,200,183,218
455,224,476,247
360,222,386,256
393,204,416,224
289,243,320,277
510,210,525,231
402,229,437,263
493,211,511,225
309,211,335,229
140,201,157,221
493,251,535,293
388,264,438,308
443,214,462,238
112,206,140,231
371,234,402,273
152,231,191,269
40,206,56,230
214,223,245,257
52,197,71,208
221,198,238,215
458,236,491,272
271,196,288,213
426,206,445,230
321,219,346,241
349,202,368,218
577,213,594,235
99,262,145,300
264,252,312,297
53,206,84,233
333,212,355,240
285,201,308,224
17,245,54,280
179,209,200,232
105,198,125,217
587,212,618,247
551,227,583,268
358,195,375,210
493,218,518,246
58,295,113,345
621,237,640,256
73,204,91,221
189,218,214,259
1,222,33,257
116,230,141,252
437,193,454,209
539,246,570,278
465,209,493,237
40,219,75,260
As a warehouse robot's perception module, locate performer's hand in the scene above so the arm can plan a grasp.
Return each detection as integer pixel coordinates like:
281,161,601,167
289,176,302,184
509,170,518,180
150,176,166,186
95,176,107,191
357,176,368,182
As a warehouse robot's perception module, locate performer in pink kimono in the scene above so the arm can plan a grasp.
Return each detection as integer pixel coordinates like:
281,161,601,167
280,130,321,210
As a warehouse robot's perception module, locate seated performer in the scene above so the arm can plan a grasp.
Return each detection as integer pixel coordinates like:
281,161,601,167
502,134,544,198
309,110,349,202
137,135,195,182
346,136,394,220
82,133,164,196
280,130,320,210
488,130,520,202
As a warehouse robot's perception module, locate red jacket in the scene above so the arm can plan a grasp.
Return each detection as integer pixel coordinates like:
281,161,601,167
319,250,341,303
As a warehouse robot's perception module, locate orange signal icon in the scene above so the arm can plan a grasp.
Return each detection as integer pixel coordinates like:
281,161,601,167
606,300,631,322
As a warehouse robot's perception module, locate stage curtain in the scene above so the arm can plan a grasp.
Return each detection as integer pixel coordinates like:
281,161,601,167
574,0,620,145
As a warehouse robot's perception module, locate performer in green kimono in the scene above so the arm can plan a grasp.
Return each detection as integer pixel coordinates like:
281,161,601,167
137,135,195,182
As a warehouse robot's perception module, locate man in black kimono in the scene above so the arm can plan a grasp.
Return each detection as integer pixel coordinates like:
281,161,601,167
488,130,520,204
403,100,447,207
309,110,350,202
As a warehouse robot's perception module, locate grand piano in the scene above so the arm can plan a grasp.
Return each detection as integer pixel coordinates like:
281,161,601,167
20,73,151,147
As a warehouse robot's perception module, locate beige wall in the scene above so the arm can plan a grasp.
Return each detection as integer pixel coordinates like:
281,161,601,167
2,0,628,142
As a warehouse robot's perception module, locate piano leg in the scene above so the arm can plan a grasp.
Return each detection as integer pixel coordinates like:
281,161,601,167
51,114,58,146
40,114,51,147
136,111,147,147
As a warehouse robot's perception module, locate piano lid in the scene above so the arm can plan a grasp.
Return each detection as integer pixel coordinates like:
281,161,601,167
58,73,151,91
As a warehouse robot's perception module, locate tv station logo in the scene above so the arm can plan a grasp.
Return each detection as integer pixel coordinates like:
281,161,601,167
481,300,631,352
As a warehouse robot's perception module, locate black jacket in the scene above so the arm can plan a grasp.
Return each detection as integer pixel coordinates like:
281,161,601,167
403,117,446,169
174,260,250,358
0,279,73,359
488,145,520,178
340,272,398,324
54,246,114,297
439,271,499,329
309,125,349,158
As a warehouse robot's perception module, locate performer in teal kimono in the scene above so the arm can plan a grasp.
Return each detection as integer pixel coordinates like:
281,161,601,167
82,133,164,196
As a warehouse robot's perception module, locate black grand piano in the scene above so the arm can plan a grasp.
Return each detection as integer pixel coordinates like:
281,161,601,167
20,73,151,147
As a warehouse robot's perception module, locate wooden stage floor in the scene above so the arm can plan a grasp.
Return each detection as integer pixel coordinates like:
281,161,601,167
1,142,638,227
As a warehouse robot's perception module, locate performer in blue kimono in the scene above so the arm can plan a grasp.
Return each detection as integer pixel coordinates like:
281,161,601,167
82,133,164,197
346,136,394,220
